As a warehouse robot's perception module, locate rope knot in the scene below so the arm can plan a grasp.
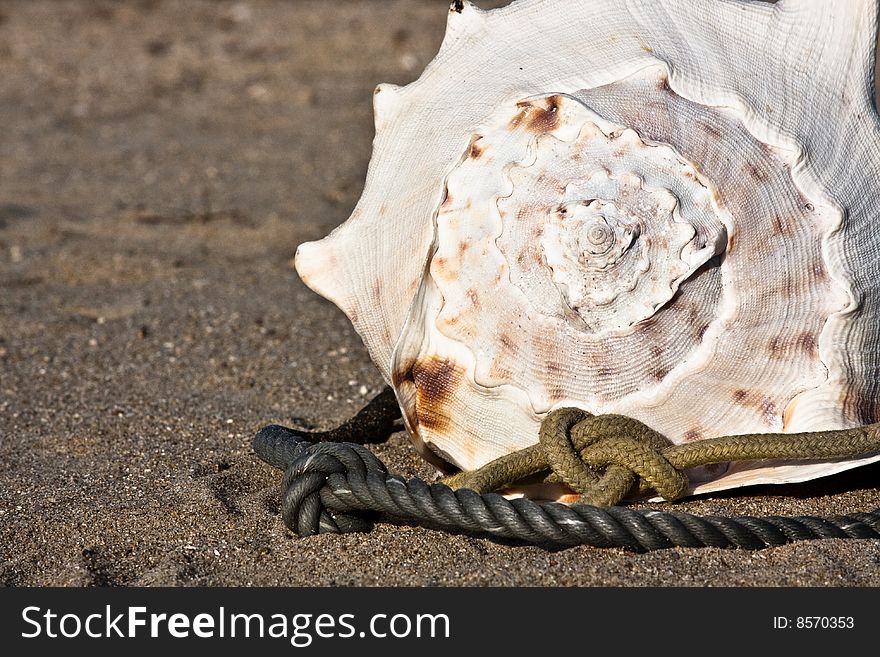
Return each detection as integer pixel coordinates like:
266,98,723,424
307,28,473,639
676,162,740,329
254,388,880,550
540,408,689,506
253,425,387,536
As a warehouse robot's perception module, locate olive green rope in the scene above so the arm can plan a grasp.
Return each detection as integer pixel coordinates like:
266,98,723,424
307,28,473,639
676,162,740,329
441,408,880,506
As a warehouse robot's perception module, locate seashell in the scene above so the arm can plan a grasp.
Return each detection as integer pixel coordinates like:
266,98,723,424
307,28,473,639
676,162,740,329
294,0,880,496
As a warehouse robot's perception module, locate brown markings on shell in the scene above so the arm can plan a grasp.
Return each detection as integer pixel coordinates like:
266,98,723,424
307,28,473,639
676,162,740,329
532,248,545,268
767,335,786,360
486,331,517,382
512,202,549,234
508,106,527,130
760,398,780,425
546,360,566,401
498,333,517,353
768,331,820,360
745,162,768,182
432,254,461,285
509,95,562,134
843,391,880,426
487,361,515,383
634,314,658,333
798,332,819,357
392,359,415,388
534,343,567,402
469,140,485,160
402,356,466,434
442,313,461,327
725,231,736,255
758,141,782,160
535,173,566,195
391,355,418,430
733,389,778,425
514,205,530,223
596,366,614,379
682,427,703,442
771,214,786,236
702,123,722,140
648,344,670,381
546,360,563,379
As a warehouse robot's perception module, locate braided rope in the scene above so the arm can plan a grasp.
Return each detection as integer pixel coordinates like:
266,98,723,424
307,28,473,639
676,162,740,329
253,422,880,552
441,408,880,506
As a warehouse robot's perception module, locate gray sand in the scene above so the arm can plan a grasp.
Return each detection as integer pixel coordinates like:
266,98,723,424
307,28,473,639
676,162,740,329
2,0,879,586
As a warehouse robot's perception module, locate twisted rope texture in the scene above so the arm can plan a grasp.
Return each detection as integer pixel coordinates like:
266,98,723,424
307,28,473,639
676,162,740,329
254,424,880,552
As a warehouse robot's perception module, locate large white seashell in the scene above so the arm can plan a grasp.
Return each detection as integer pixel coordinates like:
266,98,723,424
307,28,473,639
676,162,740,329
295,0,880,496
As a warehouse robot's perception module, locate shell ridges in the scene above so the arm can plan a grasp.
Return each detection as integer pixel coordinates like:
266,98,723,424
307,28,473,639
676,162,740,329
294,0,880,497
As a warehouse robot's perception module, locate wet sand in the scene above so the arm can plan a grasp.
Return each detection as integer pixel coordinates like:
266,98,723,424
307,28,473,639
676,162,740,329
1,0,879,587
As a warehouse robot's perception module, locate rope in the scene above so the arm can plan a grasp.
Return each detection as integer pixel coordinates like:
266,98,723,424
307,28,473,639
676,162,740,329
253,388,880,551
441,408,880,506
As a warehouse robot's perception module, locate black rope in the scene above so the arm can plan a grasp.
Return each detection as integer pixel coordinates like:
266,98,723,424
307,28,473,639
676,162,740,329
253,423,880,552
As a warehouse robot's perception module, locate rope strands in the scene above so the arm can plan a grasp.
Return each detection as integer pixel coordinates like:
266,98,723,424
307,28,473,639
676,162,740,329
441,407,880,506
253,388,880,551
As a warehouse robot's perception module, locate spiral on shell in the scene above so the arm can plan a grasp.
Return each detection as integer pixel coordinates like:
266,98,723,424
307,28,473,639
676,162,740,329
407,68,849,477
294,0,880,495
437,91,728,340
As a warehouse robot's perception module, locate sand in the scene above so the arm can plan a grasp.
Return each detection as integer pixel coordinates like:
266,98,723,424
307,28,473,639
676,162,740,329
1,0,879,587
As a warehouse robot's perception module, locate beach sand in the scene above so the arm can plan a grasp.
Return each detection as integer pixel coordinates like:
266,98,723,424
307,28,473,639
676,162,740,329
2,0,879,587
